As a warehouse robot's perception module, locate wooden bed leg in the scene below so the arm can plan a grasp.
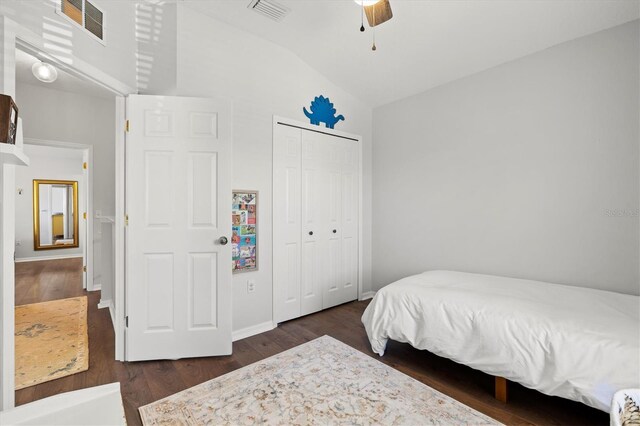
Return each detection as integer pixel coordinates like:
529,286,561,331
495,376,508,403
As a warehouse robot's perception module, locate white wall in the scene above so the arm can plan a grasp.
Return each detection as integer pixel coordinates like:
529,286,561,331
135,2,177,95
15,82,115,286
16,83,115,215
14,145,83,260
0,0,136,90
372,20,640,295
175,5,374,332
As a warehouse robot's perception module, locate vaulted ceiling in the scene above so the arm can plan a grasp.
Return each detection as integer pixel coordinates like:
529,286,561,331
187,0,639,107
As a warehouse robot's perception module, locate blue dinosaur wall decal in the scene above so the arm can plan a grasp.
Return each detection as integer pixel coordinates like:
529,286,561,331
303,95,345,129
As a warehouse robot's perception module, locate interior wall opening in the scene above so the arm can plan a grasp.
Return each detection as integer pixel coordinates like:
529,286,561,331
12,45,119,398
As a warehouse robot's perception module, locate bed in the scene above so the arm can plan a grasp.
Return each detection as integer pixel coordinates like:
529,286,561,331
361,270,640,412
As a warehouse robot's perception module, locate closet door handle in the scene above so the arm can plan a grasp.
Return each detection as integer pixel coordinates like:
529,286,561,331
332,229,337,233
309,231,314,236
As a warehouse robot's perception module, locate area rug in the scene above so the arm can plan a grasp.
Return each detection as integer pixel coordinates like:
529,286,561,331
15,296,89,390
139,335,501,425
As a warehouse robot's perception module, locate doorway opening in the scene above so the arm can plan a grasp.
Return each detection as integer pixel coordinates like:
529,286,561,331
12,46,117,396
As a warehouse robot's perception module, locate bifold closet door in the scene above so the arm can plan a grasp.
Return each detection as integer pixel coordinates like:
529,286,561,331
300,131,328,316
323,138,359,309
301,132,358,311
322,137,344,309
274,121,360,324
273,125,302,323
340,139,359,304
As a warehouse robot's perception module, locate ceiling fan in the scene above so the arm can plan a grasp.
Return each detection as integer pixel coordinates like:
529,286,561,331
355,0,393,51
361,0,393,28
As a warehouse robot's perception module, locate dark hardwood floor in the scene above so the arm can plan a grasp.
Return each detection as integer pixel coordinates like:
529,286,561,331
15,258,608,425
15,257,86,306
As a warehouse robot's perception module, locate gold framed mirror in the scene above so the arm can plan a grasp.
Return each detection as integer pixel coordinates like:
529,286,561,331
33,179,79,250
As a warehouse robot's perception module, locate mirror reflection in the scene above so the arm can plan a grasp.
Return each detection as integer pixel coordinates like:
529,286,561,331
33,180,79,250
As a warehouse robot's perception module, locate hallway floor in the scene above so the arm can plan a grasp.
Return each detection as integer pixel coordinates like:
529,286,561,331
15,257,86,306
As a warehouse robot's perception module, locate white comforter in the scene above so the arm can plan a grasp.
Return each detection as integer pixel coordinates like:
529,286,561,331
361,270,640,412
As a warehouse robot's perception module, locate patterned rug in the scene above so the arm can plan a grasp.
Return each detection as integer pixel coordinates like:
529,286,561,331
15,296,89,390
139,335,501,425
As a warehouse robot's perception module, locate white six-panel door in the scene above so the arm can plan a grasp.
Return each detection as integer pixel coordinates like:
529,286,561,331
125,95,232,361
274,121,360,323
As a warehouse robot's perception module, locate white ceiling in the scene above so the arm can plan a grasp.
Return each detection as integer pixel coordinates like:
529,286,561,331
186,0,640,107
15,49,115,99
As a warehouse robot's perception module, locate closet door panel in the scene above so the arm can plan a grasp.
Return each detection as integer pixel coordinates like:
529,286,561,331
323,235,343,308
300,132,326,315
301,238,320,311
327,162,342,234
273,125,302,323
322,138,344,308
341,158,359,302
327,140,359,307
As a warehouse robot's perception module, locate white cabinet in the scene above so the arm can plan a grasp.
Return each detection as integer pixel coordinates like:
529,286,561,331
274,120,360,324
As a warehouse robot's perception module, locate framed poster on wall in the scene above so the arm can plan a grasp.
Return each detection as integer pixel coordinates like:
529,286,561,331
232,190,258,273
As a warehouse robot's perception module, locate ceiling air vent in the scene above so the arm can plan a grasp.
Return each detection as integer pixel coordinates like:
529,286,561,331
247,0,290,22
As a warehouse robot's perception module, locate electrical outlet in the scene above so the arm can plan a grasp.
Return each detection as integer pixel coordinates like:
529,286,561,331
247,280,256,294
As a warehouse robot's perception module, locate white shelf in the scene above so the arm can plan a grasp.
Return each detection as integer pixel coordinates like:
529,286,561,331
0,144,29,166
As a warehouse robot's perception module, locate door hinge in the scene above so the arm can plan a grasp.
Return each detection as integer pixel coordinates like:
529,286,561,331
83,162,87,170
83,212,87,220
83,265,87,272
125,120,130,133
125,316,129,327
125,214,129,226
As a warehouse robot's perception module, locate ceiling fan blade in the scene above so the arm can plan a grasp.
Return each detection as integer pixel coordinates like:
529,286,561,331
364,0,393,27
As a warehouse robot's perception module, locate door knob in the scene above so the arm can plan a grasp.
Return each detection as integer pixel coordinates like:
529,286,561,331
218,236,229,245
308,231,313,236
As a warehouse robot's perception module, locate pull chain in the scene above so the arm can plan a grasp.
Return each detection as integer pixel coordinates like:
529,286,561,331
372,6,377,51
360,0,365,32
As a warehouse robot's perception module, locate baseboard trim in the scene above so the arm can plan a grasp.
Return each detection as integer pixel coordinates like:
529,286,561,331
359,291,377,301
108,303,115,332
232,321,276,342
98,299,116,332
15,254,83,263
91,282,102,292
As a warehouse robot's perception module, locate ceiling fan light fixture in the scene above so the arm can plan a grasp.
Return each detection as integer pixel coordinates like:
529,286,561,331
31,61,58,83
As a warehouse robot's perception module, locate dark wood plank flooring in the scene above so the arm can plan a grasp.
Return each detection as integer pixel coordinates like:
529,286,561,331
15,257,85,306
15,258,608,425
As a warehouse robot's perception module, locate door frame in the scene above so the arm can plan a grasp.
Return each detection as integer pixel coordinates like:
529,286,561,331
114,97,126,361
21,139,93,290
271,115,365,318
0,18,133,409
16,36,130,364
